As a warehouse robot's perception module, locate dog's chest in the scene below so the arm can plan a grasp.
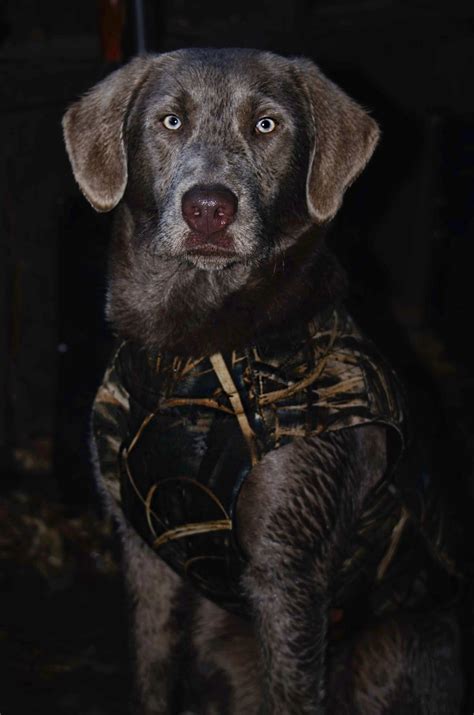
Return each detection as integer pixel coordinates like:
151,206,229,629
95,308,407,615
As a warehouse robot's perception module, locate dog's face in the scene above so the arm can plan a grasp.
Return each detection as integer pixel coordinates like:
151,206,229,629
124,50,311,271
63,49,379,274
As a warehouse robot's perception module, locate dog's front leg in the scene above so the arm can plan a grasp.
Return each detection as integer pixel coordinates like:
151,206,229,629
237,426,387,715
244,552,329,715
92,370,191,714
122,526,186,715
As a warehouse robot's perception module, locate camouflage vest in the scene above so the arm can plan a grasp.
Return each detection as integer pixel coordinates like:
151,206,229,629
93,308,458,618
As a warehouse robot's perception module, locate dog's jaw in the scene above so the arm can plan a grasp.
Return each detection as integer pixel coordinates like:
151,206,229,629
107,210,344,356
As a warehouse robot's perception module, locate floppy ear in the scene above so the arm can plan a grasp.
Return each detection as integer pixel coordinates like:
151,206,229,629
62,56,152,212
292,59,380,223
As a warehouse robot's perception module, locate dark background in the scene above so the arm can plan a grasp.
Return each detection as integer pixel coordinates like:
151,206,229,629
0,1,473,713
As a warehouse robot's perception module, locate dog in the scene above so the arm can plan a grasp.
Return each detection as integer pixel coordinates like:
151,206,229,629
63,48,463,714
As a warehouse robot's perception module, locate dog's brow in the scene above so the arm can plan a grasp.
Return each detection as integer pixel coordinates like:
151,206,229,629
254,96,287,113
154,92,186,108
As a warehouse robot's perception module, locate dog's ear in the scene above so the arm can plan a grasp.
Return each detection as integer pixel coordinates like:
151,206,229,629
62,57,152,212
292,59,380,223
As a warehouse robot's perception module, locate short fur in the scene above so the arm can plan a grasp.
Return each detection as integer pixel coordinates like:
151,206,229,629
64,49,462,714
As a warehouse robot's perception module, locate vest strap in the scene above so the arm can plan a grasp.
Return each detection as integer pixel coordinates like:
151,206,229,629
210,352,260,465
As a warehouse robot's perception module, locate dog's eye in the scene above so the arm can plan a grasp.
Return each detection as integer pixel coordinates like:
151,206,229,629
255,117,276,134
162,115,182,131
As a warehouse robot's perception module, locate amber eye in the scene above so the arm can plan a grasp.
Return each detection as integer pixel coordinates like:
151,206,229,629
162,114,182,130
255,117,276,134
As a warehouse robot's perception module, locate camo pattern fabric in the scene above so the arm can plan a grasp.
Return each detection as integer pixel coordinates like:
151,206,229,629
92,308,457,618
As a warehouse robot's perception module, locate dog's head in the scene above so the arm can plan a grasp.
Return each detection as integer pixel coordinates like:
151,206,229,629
63,49,379,273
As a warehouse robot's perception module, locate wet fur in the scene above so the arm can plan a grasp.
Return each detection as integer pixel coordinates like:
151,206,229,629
63,49,462,714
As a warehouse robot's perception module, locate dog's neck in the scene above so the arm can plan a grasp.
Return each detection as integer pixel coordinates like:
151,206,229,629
107,216,347,356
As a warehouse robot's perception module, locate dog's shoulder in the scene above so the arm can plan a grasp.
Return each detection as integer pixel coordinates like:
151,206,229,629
251,306,407,456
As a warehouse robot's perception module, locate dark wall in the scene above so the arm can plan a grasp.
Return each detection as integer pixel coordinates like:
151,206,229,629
1,9,95,481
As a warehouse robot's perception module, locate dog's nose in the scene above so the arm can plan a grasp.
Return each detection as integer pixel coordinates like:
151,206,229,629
181,186,238,235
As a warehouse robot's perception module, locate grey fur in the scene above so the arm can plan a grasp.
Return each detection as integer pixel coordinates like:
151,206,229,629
63,49,462,714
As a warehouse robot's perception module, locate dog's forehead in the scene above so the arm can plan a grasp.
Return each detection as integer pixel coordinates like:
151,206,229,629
144,49,298,110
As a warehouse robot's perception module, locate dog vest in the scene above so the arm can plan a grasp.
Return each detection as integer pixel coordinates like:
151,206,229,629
93,308,459,618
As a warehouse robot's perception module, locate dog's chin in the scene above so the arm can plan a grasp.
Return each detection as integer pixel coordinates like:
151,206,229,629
184,250,241,271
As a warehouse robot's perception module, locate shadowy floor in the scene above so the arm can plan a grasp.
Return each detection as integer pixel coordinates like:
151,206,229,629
0,487,130,715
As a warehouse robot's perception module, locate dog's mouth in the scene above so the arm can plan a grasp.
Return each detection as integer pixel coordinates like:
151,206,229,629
187,244,237,257
184,231,238,262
